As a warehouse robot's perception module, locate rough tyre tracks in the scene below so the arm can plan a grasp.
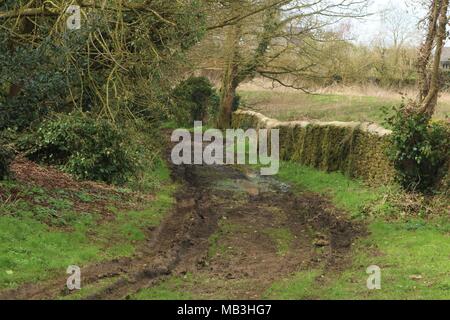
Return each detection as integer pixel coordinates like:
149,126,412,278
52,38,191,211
0,161,364,299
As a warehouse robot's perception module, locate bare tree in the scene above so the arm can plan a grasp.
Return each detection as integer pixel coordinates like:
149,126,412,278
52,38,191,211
414,0,449,118
381,4,419,50
202,0,369,128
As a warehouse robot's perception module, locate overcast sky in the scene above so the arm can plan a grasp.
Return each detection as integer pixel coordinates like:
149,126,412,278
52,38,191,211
350,0,425,45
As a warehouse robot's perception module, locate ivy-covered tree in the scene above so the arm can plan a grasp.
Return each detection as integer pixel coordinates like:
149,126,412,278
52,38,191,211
386,0,450,192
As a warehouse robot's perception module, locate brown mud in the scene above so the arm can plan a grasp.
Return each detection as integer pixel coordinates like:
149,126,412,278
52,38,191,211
0,155,364,300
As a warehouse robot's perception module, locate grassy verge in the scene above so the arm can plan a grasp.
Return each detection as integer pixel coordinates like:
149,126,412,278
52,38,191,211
132,275,194,300
277,162,396,218
266,161,450,300
0,161,176,290
265,220,450,300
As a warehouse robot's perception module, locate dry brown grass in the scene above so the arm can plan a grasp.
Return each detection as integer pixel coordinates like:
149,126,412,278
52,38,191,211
238,79,450,124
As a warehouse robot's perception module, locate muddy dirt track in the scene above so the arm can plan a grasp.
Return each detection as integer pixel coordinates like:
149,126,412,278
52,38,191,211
0,158,364,300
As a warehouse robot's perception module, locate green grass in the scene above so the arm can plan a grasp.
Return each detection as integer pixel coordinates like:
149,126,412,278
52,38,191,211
263,228,294,256
268,161,450,300
132,275,194,300
127,157,172,192
239,90,450,123
207,219,243,258
208,231,228,259
277,161,396,218
0,185,175,289
0,162,176,290
0,215,100,289
265,220,450,300
264,270,320,299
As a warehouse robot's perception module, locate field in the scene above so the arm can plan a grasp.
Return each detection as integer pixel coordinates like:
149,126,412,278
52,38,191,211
238,82,450,124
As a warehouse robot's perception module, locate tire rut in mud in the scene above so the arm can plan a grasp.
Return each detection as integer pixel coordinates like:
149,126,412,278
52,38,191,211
85,164,234,299
87,163,364,299
0,161,364,300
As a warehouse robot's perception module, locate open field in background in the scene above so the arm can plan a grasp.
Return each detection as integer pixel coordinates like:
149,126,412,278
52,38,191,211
238,81,450,124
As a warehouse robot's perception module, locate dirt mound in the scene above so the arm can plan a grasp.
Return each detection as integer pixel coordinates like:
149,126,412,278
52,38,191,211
2,157,149,221
10,157,119,193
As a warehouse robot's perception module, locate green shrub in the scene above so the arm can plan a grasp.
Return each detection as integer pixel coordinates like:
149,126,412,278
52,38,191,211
21,113,141,185
0,35,82,131
385,104,450,193
232,94,241,112
120,119,169,192
171,76,220,126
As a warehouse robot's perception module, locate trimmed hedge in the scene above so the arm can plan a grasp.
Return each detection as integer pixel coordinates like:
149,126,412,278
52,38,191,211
232,110,395,185
233,110,450,190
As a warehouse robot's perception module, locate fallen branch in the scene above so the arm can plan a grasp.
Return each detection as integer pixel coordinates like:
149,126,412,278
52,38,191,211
0,6,57,19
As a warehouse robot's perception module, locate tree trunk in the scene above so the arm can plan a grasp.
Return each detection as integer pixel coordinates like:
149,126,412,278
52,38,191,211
218,74,239,128
217,5,277,128
416,0,439,102
218,20,241,129
419,0,449,118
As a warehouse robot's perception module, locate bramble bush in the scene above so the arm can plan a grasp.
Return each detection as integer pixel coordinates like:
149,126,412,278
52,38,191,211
385,103,450,193
21,113,142,185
